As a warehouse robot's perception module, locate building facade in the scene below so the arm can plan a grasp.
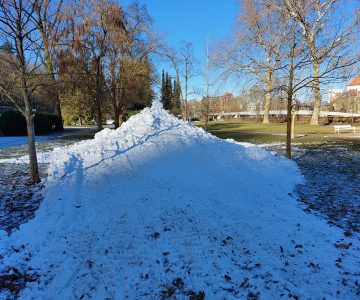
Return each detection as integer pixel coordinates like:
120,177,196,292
347,75,360,92
328,89,343,103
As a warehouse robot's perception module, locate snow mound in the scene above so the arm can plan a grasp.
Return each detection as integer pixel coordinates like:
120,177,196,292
39,101,298,187
0,102,358,299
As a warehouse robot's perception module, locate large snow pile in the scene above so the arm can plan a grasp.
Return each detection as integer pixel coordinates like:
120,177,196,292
0,102,358,299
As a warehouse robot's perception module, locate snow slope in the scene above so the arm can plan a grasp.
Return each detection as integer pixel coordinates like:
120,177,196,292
0,102,358,299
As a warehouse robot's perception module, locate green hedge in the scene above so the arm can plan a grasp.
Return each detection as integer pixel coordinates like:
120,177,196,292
0,110,63,136
0,110,26,136
34,112,63,133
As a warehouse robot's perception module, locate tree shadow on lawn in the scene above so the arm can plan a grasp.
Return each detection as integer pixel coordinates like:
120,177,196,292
209,130,283,144
0,163,46,234
294,142,360,234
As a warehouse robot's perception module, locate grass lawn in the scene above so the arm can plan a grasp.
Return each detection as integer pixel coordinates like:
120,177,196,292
196,120,359,145
60,131,96,141
60,126,97,141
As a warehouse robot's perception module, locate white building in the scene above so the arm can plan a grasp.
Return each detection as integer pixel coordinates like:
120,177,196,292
328,89,343,103
347,75,360,92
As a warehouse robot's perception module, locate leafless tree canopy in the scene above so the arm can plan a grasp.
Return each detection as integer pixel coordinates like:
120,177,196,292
0,0,163,183
213,0,359,126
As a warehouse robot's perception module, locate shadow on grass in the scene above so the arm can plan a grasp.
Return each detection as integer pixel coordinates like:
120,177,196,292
200,121,335,135
60,132,96,141
209,130,283,144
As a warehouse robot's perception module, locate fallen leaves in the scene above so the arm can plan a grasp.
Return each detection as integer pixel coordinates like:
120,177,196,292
0,267,38,296
335,243,352,249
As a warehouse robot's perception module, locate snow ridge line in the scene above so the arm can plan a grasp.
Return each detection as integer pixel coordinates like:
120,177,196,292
58,123,183,180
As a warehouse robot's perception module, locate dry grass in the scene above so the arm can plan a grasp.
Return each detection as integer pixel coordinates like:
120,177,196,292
196,120,358,144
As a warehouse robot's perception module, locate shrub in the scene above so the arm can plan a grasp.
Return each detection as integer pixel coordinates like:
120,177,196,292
0,110,27,135
34,112,62,134
0,110,63,136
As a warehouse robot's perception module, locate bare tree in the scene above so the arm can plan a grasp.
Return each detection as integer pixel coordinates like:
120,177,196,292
177,41,199,121
273,22,316,159
33,0,64,128
274,14,358,158
0,0,42,183
68,0,116,131
214,0,286,124
283,33,298,159
57,48,94,125
60,0,158,128
104,2,126,128
201,37,213,132
271,0,360,125
105,1,155,128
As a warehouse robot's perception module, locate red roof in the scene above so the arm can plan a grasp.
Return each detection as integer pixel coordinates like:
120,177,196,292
348,75,360,86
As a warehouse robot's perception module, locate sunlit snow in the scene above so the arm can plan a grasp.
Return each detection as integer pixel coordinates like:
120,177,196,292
0,102,358,299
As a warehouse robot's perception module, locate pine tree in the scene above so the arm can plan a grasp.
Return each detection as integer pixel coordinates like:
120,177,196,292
161,70,171,110
160,69,166,107
167,73,173,104
171,77,181,115
161,70,181,112
161,72,171,110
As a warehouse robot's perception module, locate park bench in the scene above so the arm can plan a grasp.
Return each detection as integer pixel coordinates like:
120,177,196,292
334,125,356,134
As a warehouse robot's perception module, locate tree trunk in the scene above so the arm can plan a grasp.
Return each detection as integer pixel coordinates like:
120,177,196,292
263,91,271,124
310,62,322,125
25,113,40,183
291,113,295,139
184,100,188,121
119,114,124,126
50,65,63,130
53,92,63,130
286,93,293,159
95,57,103,131
113,85,125,129
286,48,295,160
18,40,41,183
36,5,63,129
184,75,188,121
96,104,102,131
48,61,63,129
114,107,120,129
263,66,272,124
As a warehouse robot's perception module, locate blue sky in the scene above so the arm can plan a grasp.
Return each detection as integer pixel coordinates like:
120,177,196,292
121,0,359,101
122,0,239,98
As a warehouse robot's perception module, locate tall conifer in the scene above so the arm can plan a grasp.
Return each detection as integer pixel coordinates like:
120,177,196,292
171,78,181,115
160,69,166,107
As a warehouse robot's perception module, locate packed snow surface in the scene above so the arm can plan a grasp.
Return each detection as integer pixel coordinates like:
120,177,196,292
0,102,358,299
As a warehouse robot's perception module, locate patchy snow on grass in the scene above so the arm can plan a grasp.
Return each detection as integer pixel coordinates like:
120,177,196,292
0,135,57,149
0,102,358,299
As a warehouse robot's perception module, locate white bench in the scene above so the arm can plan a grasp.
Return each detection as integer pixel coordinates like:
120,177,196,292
334,125,356,134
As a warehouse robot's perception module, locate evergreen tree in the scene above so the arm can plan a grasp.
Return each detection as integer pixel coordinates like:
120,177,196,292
161,70,181,113
160,69,166,107
171,78,181,115
161,72,172,110
167,73,173,103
